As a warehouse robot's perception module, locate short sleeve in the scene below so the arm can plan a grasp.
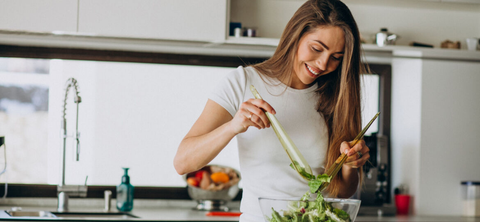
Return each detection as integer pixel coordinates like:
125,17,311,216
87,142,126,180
208,66,247,118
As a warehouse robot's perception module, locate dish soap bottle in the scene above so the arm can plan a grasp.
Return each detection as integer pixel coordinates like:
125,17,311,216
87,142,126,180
116,168,134,212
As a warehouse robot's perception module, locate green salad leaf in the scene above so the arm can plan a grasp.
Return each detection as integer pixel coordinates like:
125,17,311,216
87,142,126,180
308,174,331,193
265,167,352,222
289,162,315,180
266,191,351,222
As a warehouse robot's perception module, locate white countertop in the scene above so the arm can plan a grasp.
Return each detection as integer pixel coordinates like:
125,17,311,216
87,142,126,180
2,206,480,222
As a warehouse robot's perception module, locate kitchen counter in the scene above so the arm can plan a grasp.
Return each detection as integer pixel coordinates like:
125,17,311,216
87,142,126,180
1,198,480,222
0,206,239,221
2,207,480,222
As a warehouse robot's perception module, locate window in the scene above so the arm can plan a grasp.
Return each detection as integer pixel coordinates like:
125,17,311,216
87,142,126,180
0,58,50,184
0,46,390,199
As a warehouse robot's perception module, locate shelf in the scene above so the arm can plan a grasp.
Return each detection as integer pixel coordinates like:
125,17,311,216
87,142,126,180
225,36,280,46
1,30,479,62
225,37,480,62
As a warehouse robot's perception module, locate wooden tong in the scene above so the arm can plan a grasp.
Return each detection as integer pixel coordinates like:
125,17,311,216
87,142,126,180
317,112,380,192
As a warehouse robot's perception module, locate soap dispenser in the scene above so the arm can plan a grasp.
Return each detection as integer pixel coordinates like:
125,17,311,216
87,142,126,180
116,168,134,212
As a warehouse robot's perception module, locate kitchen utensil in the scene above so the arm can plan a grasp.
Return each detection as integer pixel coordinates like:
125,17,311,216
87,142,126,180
249,85,313,180
317,112,380,192
205,211,242,217
259,196,361,222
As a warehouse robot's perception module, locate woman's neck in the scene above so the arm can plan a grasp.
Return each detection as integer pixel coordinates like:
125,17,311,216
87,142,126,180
279,73,313,90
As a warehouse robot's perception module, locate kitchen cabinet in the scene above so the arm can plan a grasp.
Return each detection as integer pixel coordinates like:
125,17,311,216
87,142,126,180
418,0,480,2
389,55,480,216
78,0,230,42
0,0,78,33
441,0,480,3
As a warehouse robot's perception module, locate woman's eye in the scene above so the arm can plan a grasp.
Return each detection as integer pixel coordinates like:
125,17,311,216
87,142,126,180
332,56,342,61
311,47,321,52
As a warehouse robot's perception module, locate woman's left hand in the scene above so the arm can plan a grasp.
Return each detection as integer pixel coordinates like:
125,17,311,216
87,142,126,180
339,140,370,169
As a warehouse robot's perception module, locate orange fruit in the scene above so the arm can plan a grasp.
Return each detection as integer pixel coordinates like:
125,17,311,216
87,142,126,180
187,177,200,187
210,172,230,184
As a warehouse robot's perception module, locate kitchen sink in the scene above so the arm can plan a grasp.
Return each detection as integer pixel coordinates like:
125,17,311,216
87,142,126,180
52,212,139,219
5,210,56,218
3,210,139,219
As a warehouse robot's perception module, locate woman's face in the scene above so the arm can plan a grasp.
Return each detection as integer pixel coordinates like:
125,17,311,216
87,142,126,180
291,26,345,89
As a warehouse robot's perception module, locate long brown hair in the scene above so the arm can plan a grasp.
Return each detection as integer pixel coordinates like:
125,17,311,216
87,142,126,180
253,0,368,197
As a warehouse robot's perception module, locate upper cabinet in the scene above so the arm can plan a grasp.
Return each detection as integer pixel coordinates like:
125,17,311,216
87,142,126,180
0,0,78,33
418,0,480,2
77,0,230,42
441,0,480,2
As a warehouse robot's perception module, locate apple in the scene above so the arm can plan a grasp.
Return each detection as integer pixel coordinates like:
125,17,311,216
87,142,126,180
195,170,205,180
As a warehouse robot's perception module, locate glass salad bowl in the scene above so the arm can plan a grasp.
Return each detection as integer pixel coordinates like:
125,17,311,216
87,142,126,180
259,196,361,222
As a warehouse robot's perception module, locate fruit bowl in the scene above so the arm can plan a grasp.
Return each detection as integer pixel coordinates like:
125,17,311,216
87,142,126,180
183,165,241,211
259,196,361,222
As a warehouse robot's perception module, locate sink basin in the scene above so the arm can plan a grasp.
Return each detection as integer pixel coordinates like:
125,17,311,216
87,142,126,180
52,212,139,219
3,210,139,219
5,210,56,218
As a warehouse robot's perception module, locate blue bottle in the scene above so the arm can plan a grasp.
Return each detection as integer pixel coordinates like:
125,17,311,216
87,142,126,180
116,168,134,212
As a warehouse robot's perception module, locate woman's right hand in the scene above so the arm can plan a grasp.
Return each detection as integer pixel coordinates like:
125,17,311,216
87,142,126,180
230,98,276,134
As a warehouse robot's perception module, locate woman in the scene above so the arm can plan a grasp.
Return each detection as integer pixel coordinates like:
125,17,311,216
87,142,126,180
174,0,370,221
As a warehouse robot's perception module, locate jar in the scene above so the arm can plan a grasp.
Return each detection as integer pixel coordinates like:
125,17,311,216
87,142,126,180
375,28,389,47
462,181,480,217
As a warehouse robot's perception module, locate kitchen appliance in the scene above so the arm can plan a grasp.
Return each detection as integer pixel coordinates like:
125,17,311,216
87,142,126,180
356,133,396,216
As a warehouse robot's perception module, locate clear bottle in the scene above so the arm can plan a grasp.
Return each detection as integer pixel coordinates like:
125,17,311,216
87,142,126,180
116,168,134,212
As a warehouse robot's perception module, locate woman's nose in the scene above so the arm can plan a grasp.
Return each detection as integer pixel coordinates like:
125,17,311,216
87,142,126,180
315,55,328,71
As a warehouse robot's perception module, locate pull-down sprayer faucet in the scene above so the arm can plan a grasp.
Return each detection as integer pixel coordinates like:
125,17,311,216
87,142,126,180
57,78,87,212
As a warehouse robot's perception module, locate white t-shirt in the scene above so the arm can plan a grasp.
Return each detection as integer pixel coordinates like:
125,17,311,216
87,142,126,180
209,66,329,222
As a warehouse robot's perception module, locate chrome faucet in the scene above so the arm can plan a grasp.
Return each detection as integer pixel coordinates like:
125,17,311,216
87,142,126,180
57,78,87,212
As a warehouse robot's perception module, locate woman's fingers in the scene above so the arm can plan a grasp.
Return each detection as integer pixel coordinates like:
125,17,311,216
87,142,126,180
347,140,367,156
234,99,275,133
244,99,275,129
341,140,370,168
346,152,370,168
248,98,276,115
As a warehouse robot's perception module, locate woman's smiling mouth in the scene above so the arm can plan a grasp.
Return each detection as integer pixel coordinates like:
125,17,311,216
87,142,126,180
305,63,321,76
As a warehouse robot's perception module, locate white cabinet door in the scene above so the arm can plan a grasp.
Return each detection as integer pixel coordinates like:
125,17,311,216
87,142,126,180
0,0,78,32
442,0,480,3
78,0,229,42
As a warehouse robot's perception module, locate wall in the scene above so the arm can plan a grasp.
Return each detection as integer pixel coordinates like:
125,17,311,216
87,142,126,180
230,0,480,48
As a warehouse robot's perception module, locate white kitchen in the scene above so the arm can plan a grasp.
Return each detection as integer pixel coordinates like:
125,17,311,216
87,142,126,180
0,0,479,221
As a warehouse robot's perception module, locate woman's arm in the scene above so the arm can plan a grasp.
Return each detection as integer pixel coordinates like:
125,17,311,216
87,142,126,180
336,140,370,198
173,98,275,175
